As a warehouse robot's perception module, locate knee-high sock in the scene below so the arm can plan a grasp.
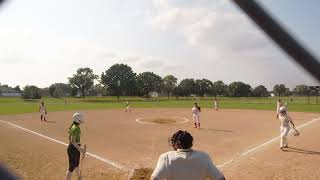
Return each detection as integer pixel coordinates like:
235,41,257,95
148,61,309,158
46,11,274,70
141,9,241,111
65,171,72,180
74,167,80,177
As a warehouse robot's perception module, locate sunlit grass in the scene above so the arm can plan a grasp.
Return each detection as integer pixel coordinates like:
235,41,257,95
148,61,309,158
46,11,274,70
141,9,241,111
0,96,319,115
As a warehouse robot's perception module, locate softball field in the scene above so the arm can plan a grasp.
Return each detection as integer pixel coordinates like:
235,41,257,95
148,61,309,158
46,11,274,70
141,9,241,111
0,108,320,179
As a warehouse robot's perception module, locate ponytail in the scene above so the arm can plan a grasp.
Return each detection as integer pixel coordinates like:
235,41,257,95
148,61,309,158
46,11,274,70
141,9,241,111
69,122,76,130
68,121,80,130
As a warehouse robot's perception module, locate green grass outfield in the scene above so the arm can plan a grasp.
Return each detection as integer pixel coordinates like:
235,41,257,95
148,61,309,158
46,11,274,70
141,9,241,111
0,96,319,115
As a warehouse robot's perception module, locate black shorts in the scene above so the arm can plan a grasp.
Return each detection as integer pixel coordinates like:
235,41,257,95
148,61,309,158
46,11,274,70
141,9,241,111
67,144,80,172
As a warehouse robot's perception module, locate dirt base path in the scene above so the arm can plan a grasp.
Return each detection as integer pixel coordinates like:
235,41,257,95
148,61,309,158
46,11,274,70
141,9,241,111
0,122,127,180
223,117,320,180
0,108,319,179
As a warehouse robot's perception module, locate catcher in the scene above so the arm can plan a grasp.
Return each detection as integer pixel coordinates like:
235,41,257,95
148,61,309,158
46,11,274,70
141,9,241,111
278,106,299,151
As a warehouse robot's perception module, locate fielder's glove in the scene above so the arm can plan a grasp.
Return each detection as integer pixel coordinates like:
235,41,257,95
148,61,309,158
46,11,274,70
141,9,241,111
293,129,300,136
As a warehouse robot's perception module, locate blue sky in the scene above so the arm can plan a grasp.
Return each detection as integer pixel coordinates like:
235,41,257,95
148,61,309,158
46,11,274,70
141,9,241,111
0,0,319,90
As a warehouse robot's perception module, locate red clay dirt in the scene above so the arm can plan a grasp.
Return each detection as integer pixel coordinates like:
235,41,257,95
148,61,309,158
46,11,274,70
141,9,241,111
0,108,319,179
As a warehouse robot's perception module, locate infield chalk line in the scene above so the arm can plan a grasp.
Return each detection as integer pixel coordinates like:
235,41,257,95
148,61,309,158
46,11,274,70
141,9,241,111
135,117,189,125
218,117,320,169
0,120,127,171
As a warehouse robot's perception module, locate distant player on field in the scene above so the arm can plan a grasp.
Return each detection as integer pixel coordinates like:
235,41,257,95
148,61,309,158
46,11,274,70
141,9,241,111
278,106,297,151
192,103,201,128
276,99,282,118
125,100,131,112
39,101,47,122
214,97,218,111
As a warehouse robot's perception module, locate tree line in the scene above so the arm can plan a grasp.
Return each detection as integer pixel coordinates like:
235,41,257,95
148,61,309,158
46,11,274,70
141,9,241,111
0,64,317,99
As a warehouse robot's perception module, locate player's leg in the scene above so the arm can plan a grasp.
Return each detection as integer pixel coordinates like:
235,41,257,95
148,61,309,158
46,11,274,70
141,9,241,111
193,114,197,128
40,115,43,121
66,145,74,180
283,127,290,148
197,114,200,128
280,126,285,149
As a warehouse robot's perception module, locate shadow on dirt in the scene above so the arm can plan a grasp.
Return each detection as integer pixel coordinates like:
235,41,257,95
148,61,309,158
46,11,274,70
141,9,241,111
199,128,233,133
283,147,320,155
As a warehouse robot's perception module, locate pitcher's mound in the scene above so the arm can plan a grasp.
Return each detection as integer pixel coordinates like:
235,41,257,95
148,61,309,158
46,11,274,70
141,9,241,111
136,117,189,124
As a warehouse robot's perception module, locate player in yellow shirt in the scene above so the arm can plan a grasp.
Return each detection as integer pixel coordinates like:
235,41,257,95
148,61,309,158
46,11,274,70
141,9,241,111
65,113,86,180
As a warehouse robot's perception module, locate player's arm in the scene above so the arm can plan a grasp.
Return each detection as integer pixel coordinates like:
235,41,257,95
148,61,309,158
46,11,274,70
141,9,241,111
70,134,85,154
151,154,168,180
288,115,295,128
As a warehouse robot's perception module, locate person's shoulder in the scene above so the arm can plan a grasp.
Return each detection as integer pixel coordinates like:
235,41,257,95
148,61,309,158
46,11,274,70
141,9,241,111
192,150,211,159
70,124,80,131
160,151,176,156
158,151,177,159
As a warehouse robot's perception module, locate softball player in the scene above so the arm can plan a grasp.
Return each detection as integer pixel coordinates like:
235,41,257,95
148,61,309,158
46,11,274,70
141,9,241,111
125,101,131,112
214,98,218,110
192,103,201,128
39,101,47,122
278,106,296,150
65,113,86,180
276,99,282,118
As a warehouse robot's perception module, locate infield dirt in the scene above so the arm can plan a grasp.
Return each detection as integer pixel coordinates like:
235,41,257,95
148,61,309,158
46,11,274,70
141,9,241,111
0,108,319,179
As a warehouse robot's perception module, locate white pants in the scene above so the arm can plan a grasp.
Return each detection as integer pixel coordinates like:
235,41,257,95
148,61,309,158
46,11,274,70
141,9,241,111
280,126,290,147
193,114,200,124
40,111,46,118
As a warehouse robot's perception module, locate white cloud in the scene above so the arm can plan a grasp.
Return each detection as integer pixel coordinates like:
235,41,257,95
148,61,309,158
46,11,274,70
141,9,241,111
145,0,318,88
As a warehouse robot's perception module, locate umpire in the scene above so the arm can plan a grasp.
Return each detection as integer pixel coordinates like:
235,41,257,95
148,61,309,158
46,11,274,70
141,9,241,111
151,130,226,180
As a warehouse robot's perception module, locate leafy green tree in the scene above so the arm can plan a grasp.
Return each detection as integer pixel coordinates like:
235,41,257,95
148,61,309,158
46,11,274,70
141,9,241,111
293,84,307,96
253,85,269,97
137,72,162,97
179,78,196,97
22,85,42,99
273,84,286,97
101,64,137,99
14,85,21,92
284,87,292,96
94,84,106,96
212,80,228,97
49,83,71,97
173,85,184,99
68,68,98,98
40,87,50,97
228,81,252,97
162,75,178,99
195,79,213,98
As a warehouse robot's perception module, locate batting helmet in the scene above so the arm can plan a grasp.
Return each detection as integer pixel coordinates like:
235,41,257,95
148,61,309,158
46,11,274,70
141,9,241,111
72,113,84,123
279,106,287,114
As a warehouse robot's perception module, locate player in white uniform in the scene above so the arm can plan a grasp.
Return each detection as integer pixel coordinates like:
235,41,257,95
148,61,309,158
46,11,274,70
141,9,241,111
192,103,201,128
276,99,282,118
39,101,47,122
125,101,131,112
214,98,218,111
278,106,296,150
